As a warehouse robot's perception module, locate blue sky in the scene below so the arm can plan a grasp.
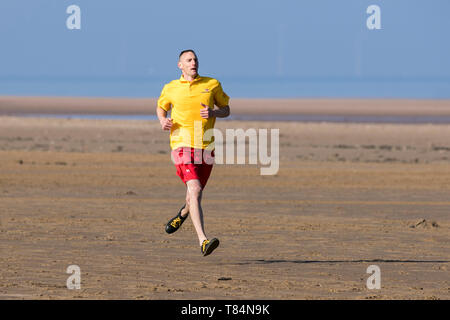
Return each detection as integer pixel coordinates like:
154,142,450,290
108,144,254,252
1,0,449,98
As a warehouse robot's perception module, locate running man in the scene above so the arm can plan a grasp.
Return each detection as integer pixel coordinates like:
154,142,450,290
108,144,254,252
156,49,230,256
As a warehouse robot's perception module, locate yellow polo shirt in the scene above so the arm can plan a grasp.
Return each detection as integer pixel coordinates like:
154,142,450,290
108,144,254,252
157,75,230,150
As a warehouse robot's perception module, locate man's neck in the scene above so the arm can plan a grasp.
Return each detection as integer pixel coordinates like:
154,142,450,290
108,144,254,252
182,73,198,82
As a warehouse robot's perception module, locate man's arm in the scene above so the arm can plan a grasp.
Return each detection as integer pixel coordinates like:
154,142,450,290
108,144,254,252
200,104,230,119
157,106,173,130
213,105,230,118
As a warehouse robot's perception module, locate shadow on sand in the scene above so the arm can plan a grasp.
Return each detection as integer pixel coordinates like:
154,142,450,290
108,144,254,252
230,259,450,265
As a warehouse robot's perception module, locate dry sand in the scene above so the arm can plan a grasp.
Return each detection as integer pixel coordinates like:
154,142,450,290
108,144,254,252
0,98,449,300
2,96,450,116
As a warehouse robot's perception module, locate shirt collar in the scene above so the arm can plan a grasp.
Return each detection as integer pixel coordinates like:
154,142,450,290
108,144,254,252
179,74,202,83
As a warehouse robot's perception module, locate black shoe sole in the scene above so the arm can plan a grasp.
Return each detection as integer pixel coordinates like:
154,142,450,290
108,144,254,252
202,238,220,256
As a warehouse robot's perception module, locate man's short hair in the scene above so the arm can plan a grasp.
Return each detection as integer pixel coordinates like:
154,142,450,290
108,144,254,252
179,49,197,60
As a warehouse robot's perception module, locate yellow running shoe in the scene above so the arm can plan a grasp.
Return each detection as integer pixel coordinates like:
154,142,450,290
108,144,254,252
201,238,220,256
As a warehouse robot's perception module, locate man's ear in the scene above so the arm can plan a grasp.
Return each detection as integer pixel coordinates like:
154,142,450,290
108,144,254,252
177,61,183,70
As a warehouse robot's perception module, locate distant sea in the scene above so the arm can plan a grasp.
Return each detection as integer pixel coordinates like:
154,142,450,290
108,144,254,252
20,113,450,124
4,76,450,123
1,76,450,99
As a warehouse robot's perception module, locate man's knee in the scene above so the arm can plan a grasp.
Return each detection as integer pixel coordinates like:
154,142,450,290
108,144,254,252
187,181,203,199
189,186,202,198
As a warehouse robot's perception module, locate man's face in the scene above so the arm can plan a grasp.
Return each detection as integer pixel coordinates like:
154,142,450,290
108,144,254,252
178,51,198,79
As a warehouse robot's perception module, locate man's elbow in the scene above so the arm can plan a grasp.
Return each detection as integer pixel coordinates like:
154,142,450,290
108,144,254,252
224,105,231,117
156,106,167,115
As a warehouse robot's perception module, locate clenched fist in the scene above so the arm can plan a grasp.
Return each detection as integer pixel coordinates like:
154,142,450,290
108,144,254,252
160,117,173,130
200,103,216,119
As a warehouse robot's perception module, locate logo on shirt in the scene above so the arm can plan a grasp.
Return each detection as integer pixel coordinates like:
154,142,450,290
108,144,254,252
201,89,210,93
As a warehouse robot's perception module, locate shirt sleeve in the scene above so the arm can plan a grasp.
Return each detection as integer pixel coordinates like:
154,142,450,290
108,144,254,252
157,85,171,111
213,82,230,108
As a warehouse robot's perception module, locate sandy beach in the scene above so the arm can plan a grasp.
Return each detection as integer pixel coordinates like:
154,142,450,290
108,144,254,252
2,96,450,116
0,97,449,299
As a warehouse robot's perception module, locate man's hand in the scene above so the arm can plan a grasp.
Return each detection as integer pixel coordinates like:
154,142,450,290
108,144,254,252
160,117,173,130
200,103,216,119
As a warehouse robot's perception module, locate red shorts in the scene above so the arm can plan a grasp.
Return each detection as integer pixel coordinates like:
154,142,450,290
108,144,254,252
171,147,215,188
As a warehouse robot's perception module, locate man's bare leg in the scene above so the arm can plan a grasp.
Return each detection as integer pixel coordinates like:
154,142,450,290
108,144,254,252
180,188,190,218
185,179,207,246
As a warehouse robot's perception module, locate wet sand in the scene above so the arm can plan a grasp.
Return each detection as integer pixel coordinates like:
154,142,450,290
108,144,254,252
0,101,449,299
